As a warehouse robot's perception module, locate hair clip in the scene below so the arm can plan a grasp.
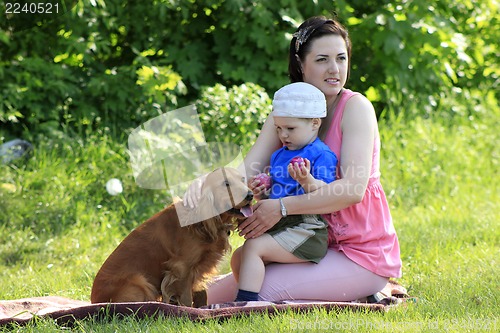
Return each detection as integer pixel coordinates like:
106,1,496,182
292,27,311,53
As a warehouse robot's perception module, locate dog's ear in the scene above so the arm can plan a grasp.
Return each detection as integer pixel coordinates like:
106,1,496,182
177,190,222,242
195,216,222,242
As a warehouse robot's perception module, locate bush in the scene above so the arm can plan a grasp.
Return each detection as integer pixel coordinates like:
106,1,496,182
1,0,497,138
0,55,187,140
196,83,271,153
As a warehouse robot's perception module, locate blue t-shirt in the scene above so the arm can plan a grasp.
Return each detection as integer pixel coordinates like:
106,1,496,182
269,137,337,199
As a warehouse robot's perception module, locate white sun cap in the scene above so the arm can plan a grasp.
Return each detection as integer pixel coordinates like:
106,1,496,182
272,82,327,118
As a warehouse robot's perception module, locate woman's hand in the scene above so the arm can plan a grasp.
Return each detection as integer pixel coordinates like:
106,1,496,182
238,199,281,239
182,174,207,208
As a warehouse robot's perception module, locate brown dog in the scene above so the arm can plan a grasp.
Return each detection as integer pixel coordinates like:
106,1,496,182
90,167,253,307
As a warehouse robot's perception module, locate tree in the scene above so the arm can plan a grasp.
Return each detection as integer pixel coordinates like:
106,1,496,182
1,0,497,138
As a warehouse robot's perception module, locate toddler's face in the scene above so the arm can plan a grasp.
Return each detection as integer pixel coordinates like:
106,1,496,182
273,117,319,151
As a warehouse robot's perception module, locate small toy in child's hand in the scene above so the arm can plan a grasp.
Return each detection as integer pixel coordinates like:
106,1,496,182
254,173,272,190
290,157,305,166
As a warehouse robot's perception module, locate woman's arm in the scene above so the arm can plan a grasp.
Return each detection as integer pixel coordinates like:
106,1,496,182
238,116,281,179
240,95,377,238
287,94,376,213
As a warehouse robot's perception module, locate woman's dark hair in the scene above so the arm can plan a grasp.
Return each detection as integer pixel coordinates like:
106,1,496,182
288,16,352,83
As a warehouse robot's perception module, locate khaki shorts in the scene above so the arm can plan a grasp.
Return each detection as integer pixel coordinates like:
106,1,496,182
267,214,328,264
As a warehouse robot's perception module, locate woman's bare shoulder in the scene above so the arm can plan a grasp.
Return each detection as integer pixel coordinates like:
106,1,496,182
342,93,377,130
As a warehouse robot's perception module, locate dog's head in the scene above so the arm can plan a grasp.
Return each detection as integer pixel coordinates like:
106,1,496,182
175,167,253,228
202,167,253,220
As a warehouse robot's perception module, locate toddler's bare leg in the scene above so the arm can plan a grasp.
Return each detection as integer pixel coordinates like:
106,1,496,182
238,234,306,293
230,246,243,283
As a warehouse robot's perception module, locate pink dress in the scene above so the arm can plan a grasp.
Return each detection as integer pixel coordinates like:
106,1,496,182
322,89,402,278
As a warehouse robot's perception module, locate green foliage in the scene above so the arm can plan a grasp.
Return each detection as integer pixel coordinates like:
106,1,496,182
0,57,78,131
1,1,189,139
196,83,271,151
337,0,499,117
1,0,498,137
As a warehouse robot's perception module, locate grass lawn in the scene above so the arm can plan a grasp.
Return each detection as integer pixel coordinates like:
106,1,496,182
0,106,498,332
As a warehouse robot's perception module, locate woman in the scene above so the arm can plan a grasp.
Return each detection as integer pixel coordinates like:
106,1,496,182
187,16,402,303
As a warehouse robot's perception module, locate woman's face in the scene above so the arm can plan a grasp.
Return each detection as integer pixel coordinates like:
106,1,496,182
300,35,348,106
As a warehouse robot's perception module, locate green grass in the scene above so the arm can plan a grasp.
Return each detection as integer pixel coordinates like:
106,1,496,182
0,106,498,332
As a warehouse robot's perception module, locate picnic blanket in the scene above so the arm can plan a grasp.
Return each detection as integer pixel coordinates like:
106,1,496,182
0,280,410,327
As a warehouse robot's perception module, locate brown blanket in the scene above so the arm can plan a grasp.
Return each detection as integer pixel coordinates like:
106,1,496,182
0,281,410,327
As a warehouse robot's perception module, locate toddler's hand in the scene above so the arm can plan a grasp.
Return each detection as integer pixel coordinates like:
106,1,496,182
288,158,311,182
249,174,271,200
